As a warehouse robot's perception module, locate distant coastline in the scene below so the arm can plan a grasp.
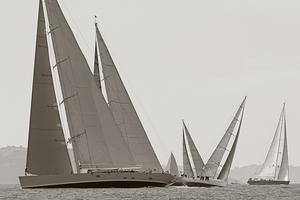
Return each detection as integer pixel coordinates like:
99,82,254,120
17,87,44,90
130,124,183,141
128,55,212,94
1,146,300,184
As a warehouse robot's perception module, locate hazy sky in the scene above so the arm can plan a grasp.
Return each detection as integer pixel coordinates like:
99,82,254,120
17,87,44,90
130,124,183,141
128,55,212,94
1,0,300,168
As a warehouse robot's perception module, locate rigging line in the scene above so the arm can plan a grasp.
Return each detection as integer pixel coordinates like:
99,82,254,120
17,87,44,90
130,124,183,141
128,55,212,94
59,0,93,57
112,61,171,155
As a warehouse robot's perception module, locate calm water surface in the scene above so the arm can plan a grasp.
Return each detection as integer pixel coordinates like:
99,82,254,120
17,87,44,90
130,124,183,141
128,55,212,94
0,184,300,200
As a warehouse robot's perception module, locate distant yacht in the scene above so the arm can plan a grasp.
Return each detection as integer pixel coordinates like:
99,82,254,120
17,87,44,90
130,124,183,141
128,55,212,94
166,153,184,186
248,104,289,185
166,153,180,177
19,0,173,188
181,97,246,187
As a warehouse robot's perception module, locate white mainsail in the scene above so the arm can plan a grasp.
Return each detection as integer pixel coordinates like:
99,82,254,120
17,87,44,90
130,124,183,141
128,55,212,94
183,121,204,176
277,110,289,181
218,107,245,180
26,0,72,175
44,0,136,170
202,97,246,178
95,24,162,172
183,132,194,177
166,153,180,177
257,105,289,181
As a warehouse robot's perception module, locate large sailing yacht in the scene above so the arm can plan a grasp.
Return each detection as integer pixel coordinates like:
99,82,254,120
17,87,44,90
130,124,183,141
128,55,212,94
248,104,289,185
19,0,174,188
181,97,246,187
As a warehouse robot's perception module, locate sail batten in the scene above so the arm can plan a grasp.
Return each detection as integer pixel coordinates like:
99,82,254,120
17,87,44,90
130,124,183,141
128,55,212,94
26,0,72,175
183,121,204,176
44,0,136,169
202,97,246,178
95,25,162,172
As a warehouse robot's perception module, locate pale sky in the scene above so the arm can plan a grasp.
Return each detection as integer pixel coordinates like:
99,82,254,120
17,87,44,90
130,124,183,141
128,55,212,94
1,0,300,168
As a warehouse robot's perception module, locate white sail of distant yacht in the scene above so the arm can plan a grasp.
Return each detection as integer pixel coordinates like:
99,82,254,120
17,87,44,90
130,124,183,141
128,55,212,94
180,98,246,187
25,0,72,175
256,105,289,181
183,132,194,177
218,107,244,180
183,121,204,177
95,23,162,172
202,97,246,179
166,153,179,177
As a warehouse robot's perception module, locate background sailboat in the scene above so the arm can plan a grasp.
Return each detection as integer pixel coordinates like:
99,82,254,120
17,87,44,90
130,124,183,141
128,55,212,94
19,0,174,188
181,97,246,187
248,104,289,185
166,153,180,177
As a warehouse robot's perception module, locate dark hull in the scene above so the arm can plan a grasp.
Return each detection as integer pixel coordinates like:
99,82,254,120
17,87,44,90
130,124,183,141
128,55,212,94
19,172,175,189
248,180,290,185
182,178,227,187
24,180,167,189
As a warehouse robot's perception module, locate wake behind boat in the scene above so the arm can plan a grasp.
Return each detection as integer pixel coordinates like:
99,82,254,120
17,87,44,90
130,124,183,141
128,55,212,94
19,0,174,189
181,97,246,187
248,104,289,185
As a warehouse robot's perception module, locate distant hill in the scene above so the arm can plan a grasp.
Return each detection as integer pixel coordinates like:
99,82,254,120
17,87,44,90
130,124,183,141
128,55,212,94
1,146,300,184
0,146,26,184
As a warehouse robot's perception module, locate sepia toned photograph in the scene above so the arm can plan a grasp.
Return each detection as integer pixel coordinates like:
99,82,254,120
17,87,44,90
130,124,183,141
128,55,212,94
0,0,300,199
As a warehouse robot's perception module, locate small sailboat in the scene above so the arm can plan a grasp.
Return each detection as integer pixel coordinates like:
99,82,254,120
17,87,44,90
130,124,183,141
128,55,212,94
181,97,246,187
166,153,184,186
166,153,180,177
248,104,289,185
19,0,173,188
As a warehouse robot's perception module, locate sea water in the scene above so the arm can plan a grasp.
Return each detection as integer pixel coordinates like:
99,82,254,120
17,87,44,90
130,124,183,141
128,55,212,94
0,184,299,200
